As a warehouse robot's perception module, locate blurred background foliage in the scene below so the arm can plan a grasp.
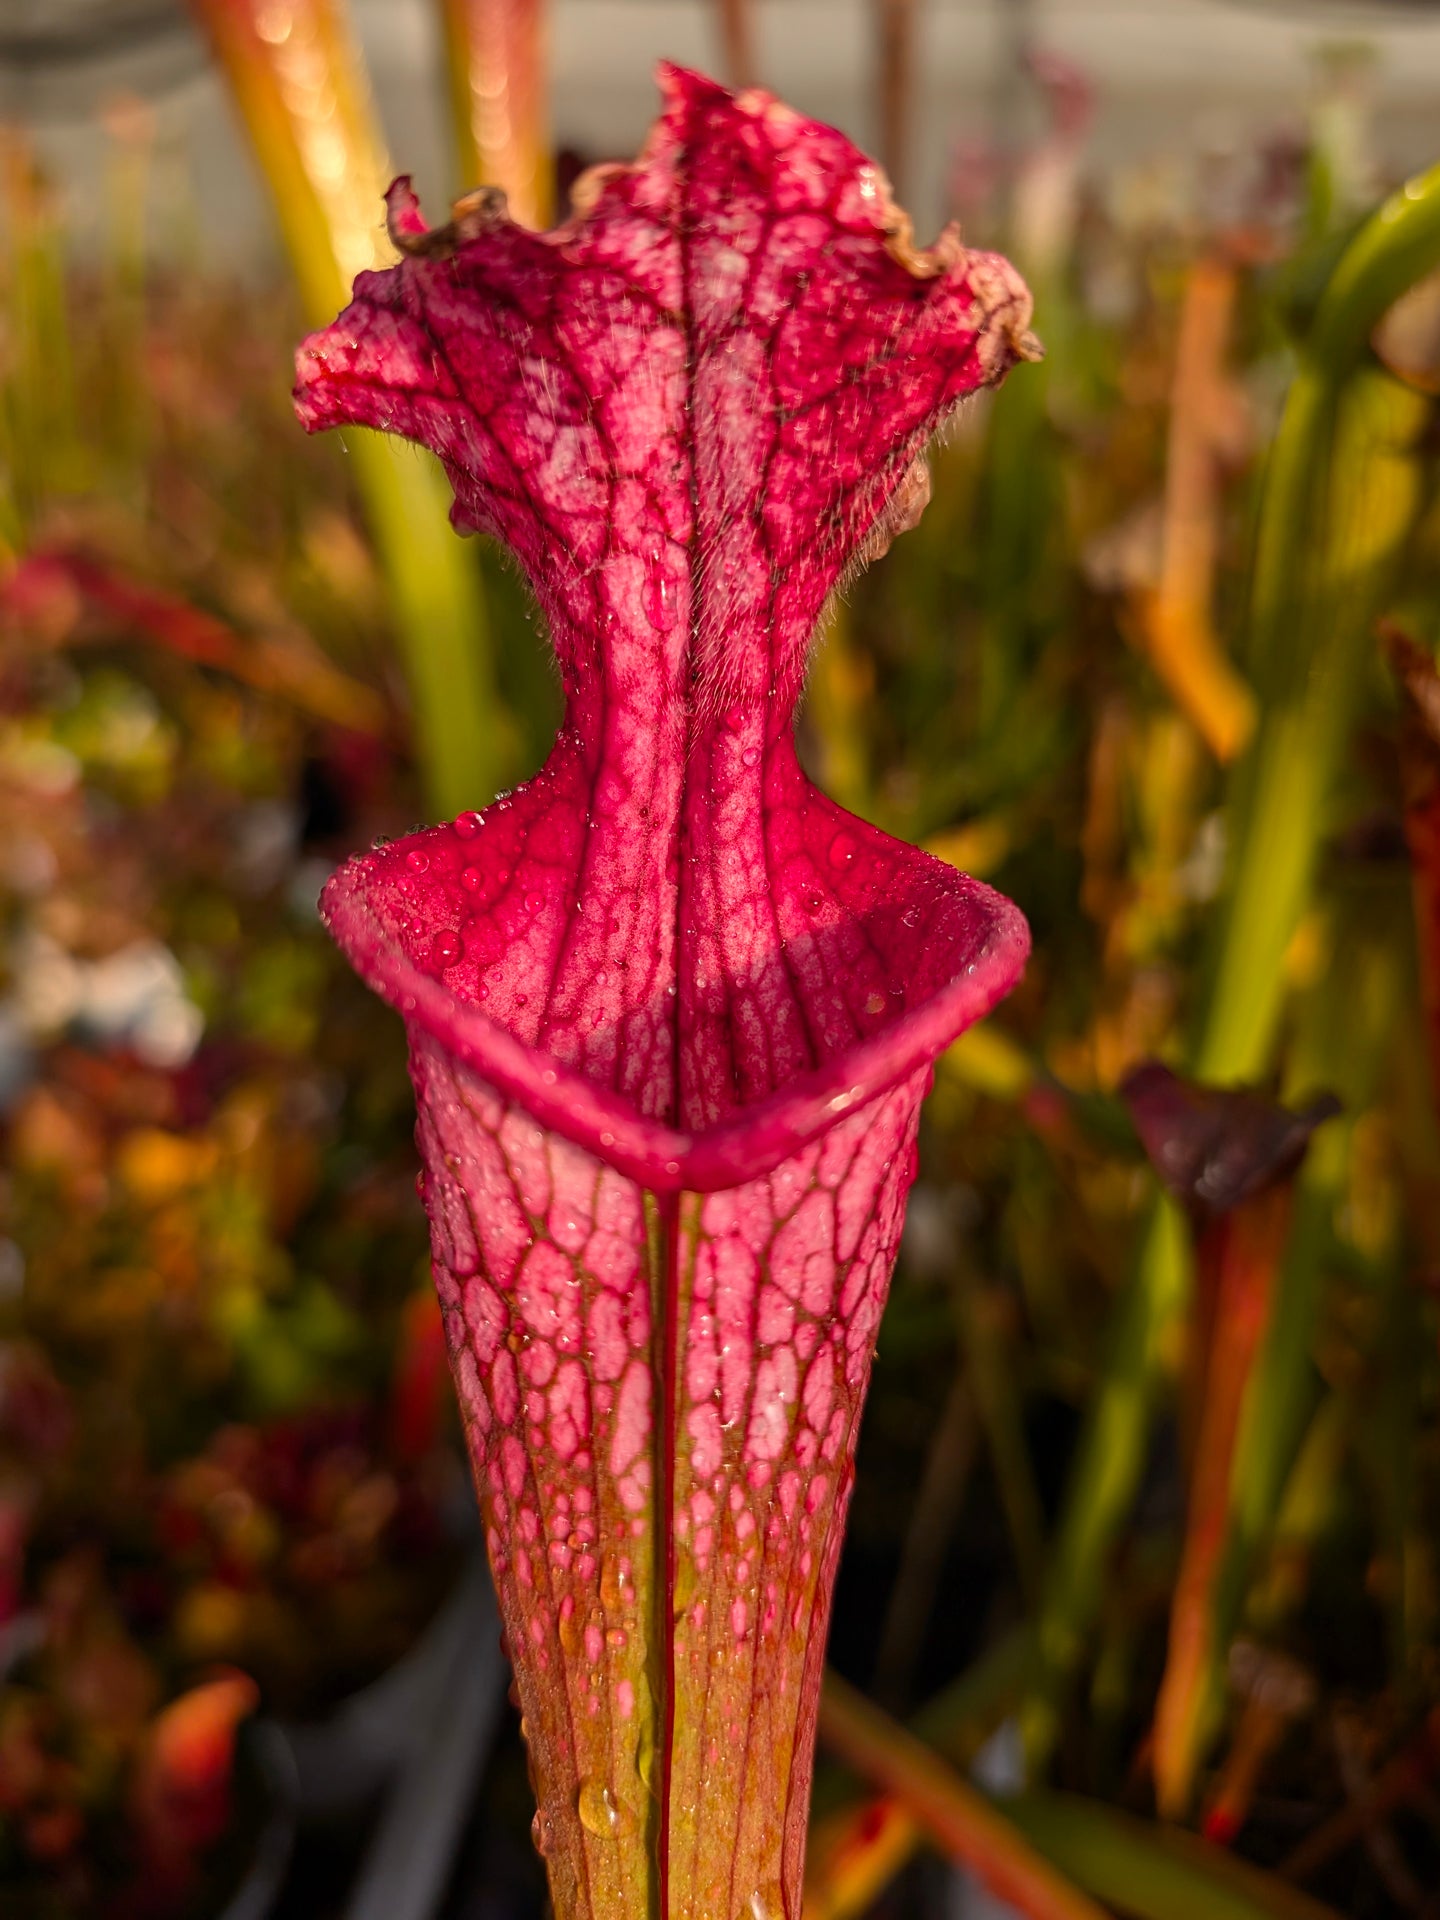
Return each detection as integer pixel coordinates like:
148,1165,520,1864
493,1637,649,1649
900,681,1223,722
6,2,1440,1917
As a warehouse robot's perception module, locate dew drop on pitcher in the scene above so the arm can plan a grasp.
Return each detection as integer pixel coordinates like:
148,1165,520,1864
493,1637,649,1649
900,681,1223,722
577,1779,635,1839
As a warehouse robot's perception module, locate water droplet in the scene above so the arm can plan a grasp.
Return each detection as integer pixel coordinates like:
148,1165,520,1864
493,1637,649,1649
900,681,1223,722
828,831,858,869
525,891,545,915
803,892,822,915
600,1556,632,1611
406,848,430,873
745,1881,785,1920
577,1779,636,1839
901,906,920,928
741,745,761,769
454,810,482,838
431,928,463,967
461,864,484,892
530,1808,554,1857
475,981,489,1001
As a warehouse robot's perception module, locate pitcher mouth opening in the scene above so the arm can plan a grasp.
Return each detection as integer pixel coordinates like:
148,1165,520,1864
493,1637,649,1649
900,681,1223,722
321,848,1028,1194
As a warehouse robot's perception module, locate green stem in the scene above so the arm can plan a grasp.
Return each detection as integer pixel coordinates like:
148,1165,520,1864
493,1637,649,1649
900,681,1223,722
1216,916,1401,1649
189,0,509,817
818,1676,1109,1920
1196,368,1428,1081
1024,157,1440,1775
812,1677,1343,1920
1196,159,1440,1078
804,1635,1031,1920
1000,1792,1345,1920
1020,1198,1191,1766
1,139,79,528
345,429,512,818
